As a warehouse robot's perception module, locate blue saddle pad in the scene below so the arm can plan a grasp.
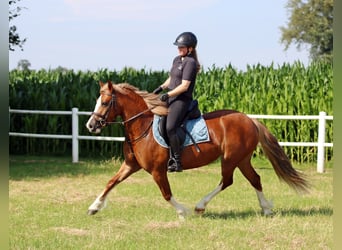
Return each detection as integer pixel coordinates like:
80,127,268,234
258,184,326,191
152,115,210,148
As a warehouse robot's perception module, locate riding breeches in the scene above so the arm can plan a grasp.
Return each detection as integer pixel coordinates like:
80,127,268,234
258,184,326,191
166,98,191,156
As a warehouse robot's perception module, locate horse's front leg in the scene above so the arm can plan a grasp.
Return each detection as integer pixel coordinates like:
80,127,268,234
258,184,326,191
88,161,141,215
151,170,190,220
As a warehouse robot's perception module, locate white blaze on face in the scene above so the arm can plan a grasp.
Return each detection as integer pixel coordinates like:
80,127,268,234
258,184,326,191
93,96,102,114
86,96,102,133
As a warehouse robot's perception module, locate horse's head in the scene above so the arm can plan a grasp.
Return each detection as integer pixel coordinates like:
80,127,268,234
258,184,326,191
86,81,118,134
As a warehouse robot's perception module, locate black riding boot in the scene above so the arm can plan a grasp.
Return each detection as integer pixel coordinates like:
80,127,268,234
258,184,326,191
168,134,183,172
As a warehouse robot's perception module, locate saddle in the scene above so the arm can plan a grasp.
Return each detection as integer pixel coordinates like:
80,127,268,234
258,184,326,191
158,100,201,152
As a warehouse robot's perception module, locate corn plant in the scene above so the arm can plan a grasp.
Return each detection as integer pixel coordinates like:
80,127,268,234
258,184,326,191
9,61,332,162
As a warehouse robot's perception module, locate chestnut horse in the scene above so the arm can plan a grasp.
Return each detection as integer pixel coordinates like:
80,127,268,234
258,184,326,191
86,81,308,219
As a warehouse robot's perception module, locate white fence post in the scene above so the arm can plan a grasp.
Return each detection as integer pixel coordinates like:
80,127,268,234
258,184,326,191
72,107,79,163
317,111,326,173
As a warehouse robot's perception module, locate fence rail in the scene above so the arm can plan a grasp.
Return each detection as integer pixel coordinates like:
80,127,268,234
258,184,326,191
9,108,333,173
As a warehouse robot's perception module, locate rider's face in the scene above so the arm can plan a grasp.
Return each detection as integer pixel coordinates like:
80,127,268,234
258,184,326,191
178,46,190,56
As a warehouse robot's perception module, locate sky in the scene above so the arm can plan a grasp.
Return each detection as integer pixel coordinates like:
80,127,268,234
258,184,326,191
9,0,310,72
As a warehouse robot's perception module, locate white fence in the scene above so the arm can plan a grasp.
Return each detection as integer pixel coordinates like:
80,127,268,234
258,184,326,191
9,108,333,173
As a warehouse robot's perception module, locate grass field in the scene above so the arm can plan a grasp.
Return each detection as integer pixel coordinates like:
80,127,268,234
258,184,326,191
9,155,332,250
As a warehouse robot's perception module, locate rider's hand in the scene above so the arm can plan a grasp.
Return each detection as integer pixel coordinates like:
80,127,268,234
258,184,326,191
153,86,163,94
160,93,169,102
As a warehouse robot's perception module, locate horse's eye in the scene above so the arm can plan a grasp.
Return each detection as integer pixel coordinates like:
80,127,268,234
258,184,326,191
101,102,108,106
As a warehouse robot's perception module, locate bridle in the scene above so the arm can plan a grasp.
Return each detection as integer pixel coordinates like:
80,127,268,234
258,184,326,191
91,91,155,144
92,92,155,126
91,92,117,127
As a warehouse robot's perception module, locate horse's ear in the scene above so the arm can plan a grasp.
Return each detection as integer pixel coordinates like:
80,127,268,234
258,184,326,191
107,80,113,91
99,81,104,87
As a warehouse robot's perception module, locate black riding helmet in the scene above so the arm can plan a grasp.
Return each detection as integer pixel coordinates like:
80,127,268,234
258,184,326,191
173,32,197,48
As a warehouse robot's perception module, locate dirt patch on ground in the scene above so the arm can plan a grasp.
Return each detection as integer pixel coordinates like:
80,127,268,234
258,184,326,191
52,227,89,236
144,221,182,231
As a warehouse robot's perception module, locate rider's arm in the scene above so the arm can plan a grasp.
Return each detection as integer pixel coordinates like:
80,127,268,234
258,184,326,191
167,80,191,98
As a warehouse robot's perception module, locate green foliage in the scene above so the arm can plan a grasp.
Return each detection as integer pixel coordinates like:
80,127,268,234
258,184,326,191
195,62,333,162
280,0,333,62
9,62,333,162
9,67,168,158
9,0,27,51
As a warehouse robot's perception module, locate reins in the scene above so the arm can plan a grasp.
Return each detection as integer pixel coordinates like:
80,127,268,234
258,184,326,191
92,93,156,126
105,106,155,126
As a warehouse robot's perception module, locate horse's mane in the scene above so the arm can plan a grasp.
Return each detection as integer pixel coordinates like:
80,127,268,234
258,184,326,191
113,83,168,116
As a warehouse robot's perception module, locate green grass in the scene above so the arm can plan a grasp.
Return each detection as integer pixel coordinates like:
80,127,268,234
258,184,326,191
9,156,332,249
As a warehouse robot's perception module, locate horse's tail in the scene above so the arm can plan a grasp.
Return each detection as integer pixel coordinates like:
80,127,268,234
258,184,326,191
252,119,309,193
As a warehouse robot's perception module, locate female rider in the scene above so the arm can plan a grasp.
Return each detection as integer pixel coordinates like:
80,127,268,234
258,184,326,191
153,32,200,172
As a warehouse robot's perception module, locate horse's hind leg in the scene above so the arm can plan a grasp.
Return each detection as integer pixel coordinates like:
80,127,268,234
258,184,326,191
88,160,141,215
194,181,224,215
238,155,273,215
194,158,235,215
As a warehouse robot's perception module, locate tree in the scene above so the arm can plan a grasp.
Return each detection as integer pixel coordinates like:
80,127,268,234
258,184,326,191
17,59,31,71
54,66,70,74
9,0,27,51
280,0,333,62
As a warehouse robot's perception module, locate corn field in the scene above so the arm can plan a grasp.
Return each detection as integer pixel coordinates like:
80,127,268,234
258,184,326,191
9,61,333,162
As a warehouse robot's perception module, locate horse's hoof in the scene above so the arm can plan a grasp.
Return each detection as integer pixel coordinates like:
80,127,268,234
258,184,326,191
263,210,274,217
87,209,98,215
194,207,205,215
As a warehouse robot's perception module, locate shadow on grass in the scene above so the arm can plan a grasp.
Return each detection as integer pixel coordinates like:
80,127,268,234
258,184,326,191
202,206,332,220
202,209,258,220
9,156,119,180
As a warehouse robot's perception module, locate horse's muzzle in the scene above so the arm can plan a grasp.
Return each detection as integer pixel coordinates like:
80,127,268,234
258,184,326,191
86,118,103,134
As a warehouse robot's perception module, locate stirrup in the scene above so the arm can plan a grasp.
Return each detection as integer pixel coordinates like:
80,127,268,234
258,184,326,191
167,157,183,172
